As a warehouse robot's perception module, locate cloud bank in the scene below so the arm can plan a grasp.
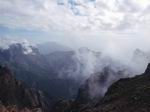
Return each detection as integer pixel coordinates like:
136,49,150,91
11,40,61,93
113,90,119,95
0,0,150,32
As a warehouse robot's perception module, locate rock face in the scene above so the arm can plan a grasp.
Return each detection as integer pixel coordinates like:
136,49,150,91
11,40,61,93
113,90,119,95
144,63,150,74
54,63,150,112
69,66,129,111
0,43,80,99
51,66,129,112
78,63,150,112
0,65,50,112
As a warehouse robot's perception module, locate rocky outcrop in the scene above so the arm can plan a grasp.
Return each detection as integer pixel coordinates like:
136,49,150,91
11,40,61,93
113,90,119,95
54,63,150,112
0,104,42,112
68,66,129,112
144,63,150,74
51,66,129,112
0,65,50,112
79,63,150,112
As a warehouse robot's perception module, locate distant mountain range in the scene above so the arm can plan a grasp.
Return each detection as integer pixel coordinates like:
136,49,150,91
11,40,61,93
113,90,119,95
0,39,138,99
0,38,150,112
0,42,79,100
0,40,107,100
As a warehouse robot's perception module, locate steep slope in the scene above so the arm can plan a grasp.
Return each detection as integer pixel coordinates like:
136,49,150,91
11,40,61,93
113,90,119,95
77,63,150,112
0,65,51,112
0,43,79,99
52,63,150,112
51,65,130,112
67,66,129,111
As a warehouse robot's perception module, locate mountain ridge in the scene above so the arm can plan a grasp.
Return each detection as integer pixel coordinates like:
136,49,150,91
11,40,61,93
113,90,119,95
0,65,51,112
51,63,150,112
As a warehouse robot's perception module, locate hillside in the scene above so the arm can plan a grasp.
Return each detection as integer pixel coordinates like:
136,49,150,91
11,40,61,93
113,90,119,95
0,65,50,112
52,63,150,112
92,63,150,112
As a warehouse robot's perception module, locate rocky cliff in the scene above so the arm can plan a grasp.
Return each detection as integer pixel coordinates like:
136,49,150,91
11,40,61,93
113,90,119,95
52,63,150,112
0,65,50,112
76,63,150,112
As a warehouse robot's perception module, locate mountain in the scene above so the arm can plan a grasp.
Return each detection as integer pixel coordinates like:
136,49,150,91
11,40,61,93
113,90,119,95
90,63,150,112
1,39,143,112
73,66,128,104
2,39,150,112
0,42,80,100
37,42,72,54
0,65,51,112
52,65,130,112
54,63,150,112
0,42,133,101
133,49,150,61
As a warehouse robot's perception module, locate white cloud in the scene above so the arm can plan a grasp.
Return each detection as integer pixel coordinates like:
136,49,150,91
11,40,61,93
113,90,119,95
0,0,150,32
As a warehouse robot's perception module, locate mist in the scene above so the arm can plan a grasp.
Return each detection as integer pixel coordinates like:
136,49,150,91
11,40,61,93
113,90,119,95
53,31,150,98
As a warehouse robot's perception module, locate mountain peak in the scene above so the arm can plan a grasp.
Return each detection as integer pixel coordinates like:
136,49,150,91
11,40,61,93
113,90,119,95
0,38,37,55
21,39,37,55
144,63,150,74
8,43,39,55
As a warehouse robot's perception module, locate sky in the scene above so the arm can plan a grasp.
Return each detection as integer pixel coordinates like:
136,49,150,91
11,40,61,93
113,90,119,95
0,0,150,52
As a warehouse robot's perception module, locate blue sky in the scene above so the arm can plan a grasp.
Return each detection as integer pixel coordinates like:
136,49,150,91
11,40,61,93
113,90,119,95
0,25,66,44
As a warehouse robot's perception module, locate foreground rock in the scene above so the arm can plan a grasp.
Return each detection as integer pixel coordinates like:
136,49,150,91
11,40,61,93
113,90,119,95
0,65,51,112
53,63,150,112
83,63,150,112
